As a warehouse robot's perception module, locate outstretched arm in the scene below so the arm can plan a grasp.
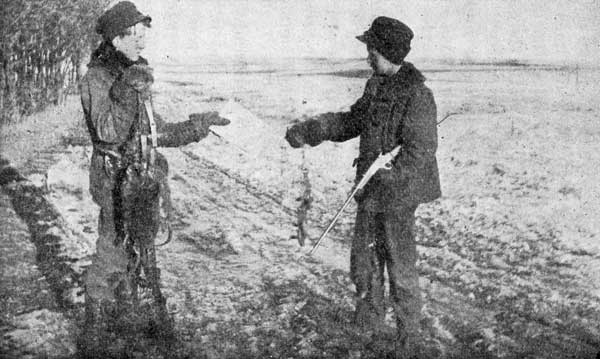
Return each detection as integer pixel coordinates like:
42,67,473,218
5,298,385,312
107,64,229,148
154,111,229,147
285,77,377,148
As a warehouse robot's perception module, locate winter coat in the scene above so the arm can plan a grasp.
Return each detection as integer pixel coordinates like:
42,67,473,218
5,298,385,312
79,42,199,210
314,62,441,211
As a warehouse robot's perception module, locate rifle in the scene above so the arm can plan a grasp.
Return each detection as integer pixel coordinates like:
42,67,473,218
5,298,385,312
308,145,402,255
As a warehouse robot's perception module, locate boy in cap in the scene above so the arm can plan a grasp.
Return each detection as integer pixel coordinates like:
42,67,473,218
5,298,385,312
285,16,440,357
79,0,229,352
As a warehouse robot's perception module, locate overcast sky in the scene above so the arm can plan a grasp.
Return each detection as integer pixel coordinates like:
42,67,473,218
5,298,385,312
131,0,599,65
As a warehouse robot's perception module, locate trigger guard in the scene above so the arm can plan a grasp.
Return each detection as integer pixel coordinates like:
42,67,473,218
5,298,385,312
384,162,393,170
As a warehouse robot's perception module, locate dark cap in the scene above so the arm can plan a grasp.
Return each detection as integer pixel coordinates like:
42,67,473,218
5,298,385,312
96,1,151,41
356,16,414,65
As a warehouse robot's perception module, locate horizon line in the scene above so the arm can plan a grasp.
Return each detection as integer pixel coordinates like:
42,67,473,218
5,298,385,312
152,56,599,69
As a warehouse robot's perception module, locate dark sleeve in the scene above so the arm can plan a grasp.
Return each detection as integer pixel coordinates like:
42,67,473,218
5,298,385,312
153,111,167,129
317,77,376,142
394,85,438,180
154,113,203,147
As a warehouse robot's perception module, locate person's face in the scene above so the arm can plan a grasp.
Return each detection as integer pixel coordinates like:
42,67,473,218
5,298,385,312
367,45,394,75
113,23,147,61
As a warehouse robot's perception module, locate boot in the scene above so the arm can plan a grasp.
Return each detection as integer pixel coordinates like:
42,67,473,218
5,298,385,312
108,298,153,336
146,297,176,341
106,273,148,335
78,299,115,358
353,298,385,333
393,334,437,359
108,296,175,341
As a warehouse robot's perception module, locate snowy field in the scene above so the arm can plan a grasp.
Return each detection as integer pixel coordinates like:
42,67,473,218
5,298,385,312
1,59,599,358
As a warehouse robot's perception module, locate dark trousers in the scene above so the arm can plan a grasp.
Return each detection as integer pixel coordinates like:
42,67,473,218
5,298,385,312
85,206,130,302
86,198,161,302
350,205,421,340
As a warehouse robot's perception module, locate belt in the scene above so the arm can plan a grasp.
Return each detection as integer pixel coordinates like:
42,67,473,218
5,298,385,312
94,143,122,159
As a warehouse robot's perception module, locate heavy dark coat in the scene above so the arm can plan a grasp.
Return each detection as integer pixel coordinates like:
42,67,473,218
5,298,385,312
79,42,201,301
79,42,198,210
314,62,441,211
287,62,440,346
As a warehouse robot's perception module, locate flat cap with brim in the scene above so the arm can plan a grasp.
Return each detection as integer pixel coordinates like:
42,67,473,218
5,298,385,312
357,16,414,65
96,1,151,40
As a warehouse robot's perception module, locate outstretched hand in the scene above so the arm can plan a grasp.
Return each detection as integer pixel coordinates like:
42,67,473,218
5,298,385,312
189,111,230,127
189,112,230,139
285,118,325,148
285,125,306,148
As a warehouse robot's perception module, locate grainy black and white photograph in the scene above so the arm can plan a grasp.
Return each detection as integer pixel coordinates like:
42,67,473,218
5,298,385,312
1,0,599,358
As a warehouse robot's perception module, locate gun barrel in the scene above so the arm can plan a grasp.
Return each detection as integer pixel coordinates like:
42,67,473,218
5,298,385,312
307,145,401,256
308,186,359,255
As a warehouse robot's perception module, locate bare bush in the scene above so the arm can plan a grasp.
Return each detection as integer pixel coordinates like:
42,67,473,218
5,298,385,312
1,0,109,125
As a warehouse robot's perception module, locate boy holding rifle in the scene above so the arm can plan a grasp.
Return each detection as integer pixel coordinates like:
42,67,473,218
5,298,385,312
285,16,441,357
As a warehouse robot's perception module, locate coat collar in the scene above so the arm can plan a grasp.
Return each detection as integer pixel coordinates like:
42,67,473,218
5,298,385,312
380,61,426,88
369,62,425,101
88,41,148,76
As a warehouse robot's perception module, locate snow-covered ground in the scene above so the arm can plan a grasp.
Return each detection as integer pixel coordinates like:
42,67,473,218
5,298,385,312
1,60,599,358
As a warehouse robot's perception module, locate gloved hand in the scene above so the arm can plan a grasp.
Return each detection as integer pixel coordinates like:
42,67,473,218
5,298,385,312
375,165,409,197
188,111,230,140
375,167,396,185
353,167,403,203
285,119,326,148
110,65,154,103
354,185,367,203
285,124,306,148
